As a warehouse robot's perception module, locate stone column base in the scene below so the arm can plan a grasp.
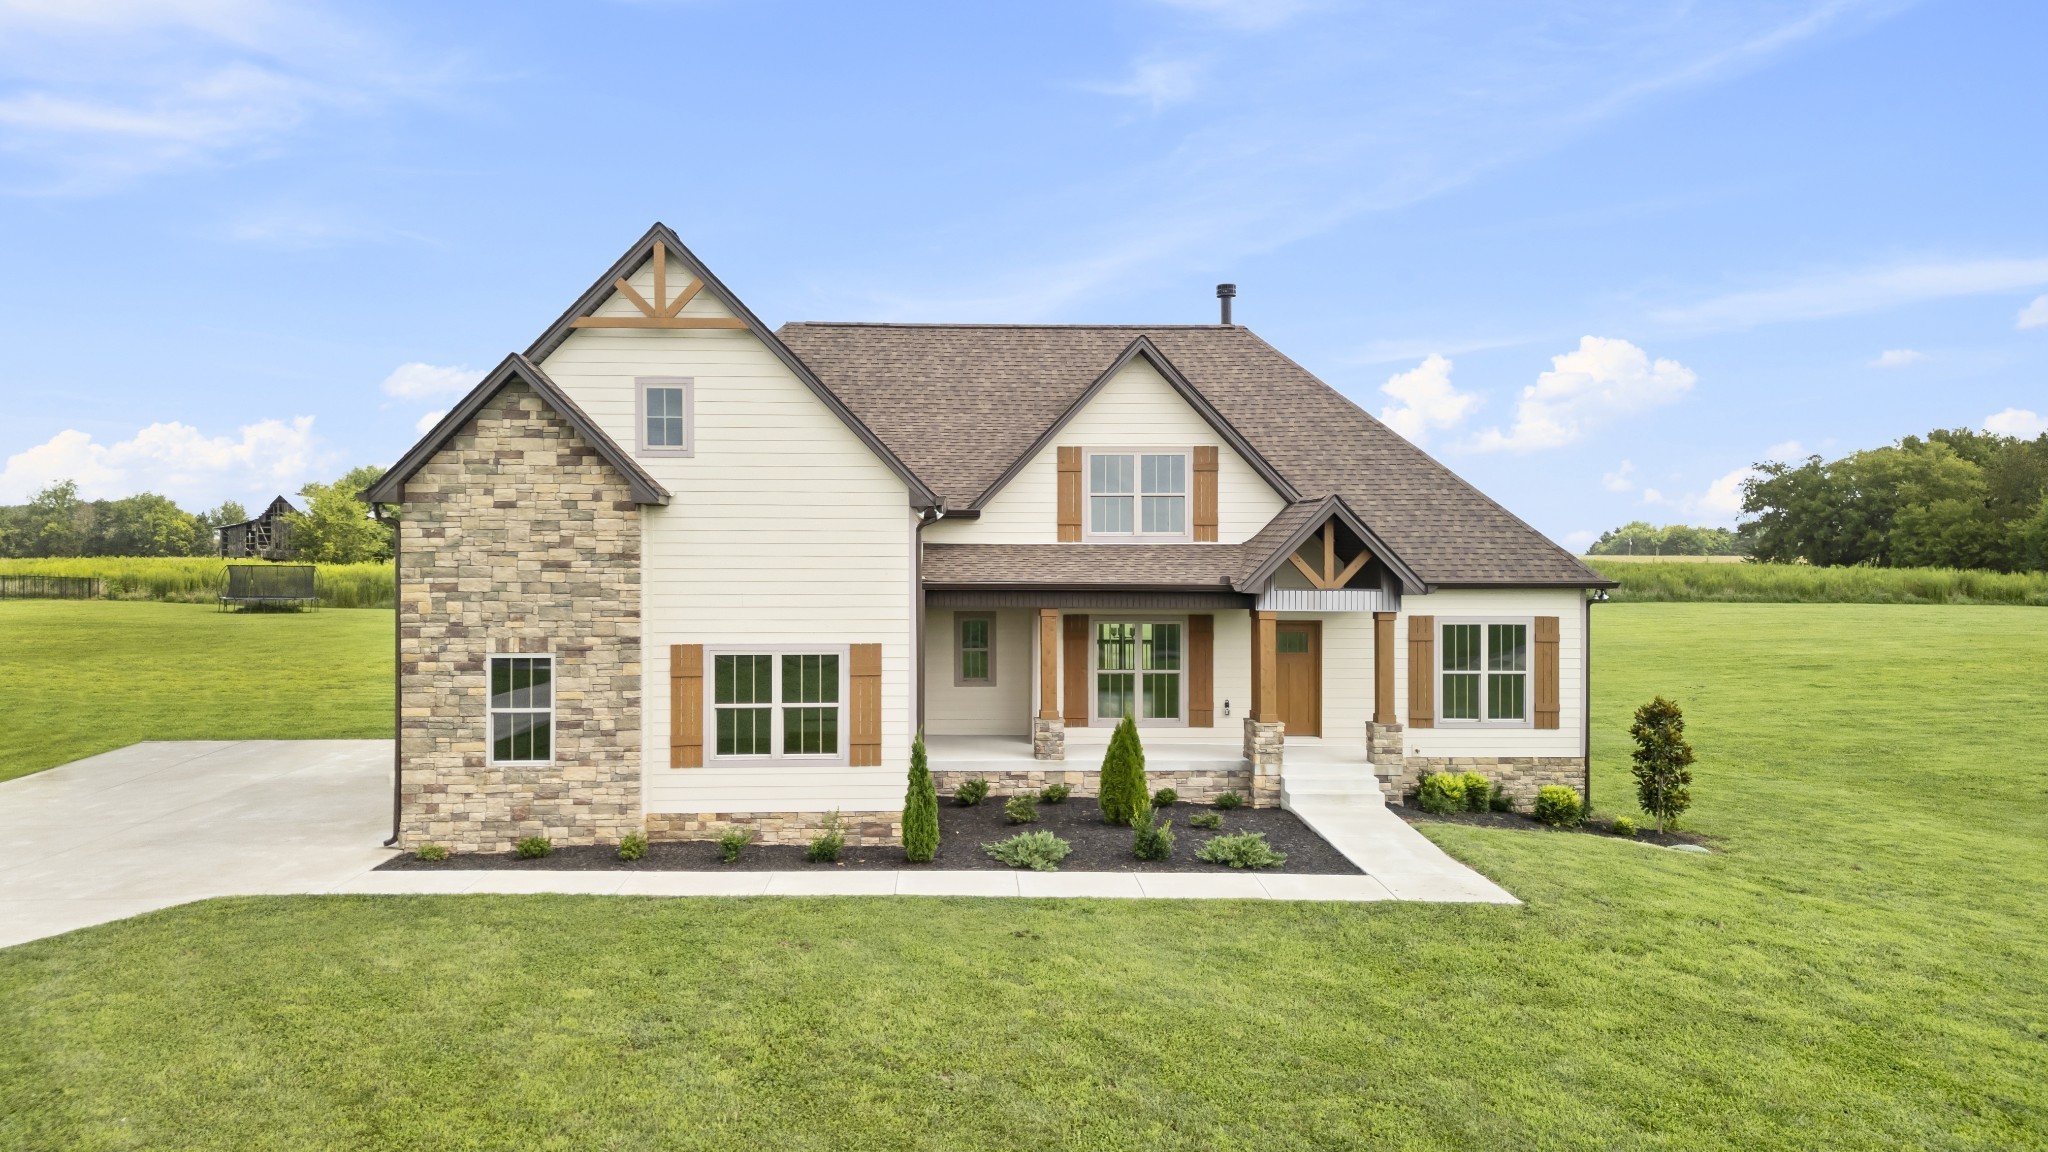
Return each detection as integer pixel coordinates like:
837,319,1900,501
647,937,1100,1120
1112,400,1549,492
1033,717,1065,761
1244,716,1284,808
1367,721,1406,804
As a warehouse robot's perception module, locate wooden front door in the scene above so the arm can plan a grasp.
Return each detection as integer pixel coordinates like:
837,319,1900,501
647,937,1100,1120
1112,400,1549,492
1275,622,1321,737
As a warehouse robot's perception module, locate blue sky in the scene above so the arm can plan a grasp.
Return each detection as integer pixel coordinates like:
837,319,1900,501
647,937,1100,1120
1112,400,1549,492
2,0,2043,548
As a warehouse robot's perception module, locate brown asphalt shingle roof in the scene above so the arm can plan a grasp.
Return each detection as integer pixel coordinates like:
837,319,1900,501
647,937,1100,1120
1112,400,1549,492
923,543,1246,588
777,323,1605,586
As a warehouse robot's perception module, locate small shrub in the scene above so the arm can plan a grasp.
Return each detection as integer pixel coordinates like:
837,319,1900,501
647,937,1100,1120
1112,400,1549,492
1611,815,1639,838
1460,772,1492,813
414,842,449,862
1533,785,1585,829
1131,799,1175,861
1038,783,1072,804
903,731,939,863
717,827,755,864
1151,787,1179,807
1189,810,1223,830
1488,784,1514,813
617,833,648,862
1417,772,1466,815
1213,791,1244,811
514,836,552,859
1196,831,1287,870
1097,713,1149,824
983,830,1072,872
1004,794,1039,824
805,812,844,863
954,778,991,806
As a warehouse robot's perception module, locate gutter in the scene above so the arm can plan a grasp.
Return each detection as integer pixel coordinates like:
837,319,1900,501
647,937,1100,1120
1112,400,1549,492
1583,587,1602,812
377,502,402,847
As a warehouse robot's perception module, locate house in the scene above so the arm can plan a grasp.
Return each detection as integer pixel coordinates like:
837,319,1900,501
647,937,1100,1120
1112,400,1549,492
365,224,1614,853
217,496,296,560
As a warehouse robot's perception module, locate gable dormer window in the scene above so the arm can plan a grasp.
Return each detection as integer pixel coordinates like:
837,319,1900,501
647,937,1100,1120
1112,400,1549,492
1086,450,1188,540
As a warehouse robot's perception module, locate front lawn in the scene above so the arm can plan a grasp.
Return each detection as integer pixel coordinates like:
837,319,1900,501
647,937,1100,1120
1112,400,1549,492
1,604,2044,1149
0,600,391,782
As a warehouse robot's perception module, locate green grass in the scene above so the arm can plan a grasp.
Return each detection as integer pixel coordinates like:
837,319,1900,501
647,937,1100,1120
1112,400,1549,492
0,556,394,608
1587,556,2048,605
1,605,2045,1149
0,601,391,782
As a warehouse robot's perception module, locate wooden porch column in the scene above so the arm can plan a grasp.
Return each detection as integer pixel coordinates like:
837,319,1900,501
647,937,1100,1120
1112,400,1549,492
1373,611,1397,724
1250,610,1279,723
1037,608,1060,720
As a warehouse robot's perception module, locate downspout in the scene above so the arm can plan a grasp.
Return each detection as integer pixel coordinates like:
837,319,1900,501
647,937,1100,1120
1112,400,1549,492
913,503,946,732
1583,588,1596,812
379,503,402,847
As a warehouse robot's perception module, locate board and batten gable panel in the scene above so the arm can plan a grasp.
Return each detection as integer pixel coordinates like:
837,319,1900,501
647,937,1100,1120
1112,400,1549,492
1390,588,1586,759
924,357,1288,544
537,252,915,814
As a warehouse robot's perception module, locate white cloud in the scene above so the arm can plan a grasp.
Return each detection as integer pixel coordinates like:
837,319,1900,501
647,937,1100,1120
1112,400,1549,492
1083,56,1203,111
381,362,477,400
1763,439,1806,461
0,416,320,507
2019,295,2048,330
1696,466,1752,523
1985,408,2048,438
414,409,446,434
1641,487,1670,507
1377,354,1479,444
1563,529,1597,550
1473,336,1696,452
1601,460,1636,493
1868,348,1926,368
1653,257,2048,334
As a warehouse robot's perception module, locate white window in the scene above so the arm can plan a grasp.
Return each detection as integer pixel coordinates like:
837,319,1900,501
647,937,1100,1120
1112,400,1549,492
1092,620,1184,724
1438,620,1529,725
636,376,693,457
955,613,995,686
489,655,554,764
708,648,848,763
1086,450,1188,539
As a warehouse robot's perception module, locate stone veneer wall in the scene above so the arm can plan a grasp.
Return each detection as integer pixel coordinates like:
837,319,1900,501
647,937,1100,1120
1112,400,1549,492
931,766,1254,805
1395,756,1586,808
645,811,901,848
397,381,643,853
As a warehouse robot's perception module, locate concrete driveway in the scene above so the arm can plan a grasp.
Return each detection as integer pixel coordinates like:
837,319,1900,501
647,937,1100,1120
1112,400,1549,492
0,740,393,949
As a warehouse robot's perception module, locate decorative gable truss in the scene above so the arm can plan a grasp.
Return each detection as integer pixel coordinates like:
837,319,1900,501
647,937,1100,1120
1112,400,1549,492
567,239,747,331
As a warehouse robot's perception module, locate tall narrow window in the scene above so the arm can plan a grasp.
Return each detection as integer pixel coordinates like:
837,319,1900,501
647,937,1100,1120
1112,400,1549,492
1438,621,1529,725
1086,451,1190,539
489,655,554,764
956,613,995,686
714,654,772,756
636,377,693,457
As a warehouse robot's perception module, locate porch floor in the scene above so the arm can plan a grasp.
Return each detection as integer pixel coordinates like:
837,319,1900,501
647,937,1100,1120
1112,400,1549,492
923,732,1374,772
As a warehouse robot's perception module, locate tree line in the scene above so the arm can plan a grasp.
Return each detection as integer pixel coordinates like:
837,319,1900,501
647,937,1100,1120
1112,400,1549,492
0,464,395,564
1588,427,2048,572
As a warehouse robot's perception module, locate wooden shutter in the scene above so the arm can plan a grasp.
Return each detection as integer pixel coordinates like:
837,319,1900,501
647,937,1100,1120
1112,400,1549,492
1406,615,1434,729
1057,446,1083,542
1187,614,1214,726
1192,446,1219,542
671,643,703,767
1533,616,1561,729
850,643,883,766
1062,614,1090,726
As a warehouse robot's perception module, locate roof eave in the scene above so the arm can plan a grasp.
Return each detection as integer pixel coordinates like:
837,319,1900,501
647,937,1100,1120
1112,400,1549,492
1234,496,1429,596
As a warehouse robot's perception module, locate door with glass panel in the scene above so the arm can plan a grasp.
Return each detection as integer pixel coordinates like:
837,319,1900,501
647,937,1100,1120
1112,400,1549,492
1095,621,1183,723
1274,622,1321,736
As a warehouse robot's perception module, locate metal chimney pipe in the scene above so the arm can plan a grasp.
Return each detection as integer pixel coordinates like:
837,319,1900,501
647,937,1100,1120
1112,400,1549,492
1216,283,1236,325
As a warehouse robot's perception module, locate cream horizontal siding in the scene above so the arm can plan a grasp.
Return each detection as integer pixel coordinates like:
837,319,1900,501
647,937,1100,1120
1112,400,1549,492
923,607,1032,736
1392,588,1587,759
925,357,1287,545
538,253,915,815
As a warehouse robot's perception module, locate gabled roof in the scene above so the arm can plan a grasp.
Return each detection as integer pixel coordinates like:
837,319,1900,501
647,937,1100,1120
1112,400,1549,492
525,223,938,507
777,323,1608,587
364,354,669,506
1236,495,1425,595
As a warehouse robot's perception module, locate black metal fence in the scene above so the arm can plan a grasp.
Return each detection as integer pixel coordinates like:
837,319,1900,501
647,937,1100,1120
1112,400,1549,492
0,575,102,600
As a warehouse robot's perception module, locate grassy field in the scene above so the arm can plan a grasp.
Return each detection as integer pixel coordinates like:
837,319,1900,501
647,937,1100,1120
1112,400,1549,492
1586,557,2048,605
1,604,2045,1149
0,556,394,608
0,601,391,783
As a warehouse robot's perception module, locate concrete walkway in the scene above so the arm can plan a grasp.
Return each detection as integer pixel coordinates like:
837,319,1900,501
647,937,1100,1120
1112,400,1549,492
1,741,1515,950
1282,760,1520,903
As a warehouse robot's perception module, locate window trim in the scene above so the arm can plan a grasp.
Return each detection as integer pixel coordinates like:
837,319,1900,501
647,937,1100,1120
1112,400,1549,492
487,653,556,766
954,612,997,687
1080,447,1193,542
634,376,694,458
1086,616,1190,728
702,643,851,766
1434,617,1533,728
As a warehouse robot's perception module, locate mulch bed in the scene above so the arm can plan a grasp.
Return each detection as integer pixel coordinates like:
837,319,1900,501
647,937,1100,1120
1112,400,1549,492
378,798,1361,874
1397,806,1715,849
